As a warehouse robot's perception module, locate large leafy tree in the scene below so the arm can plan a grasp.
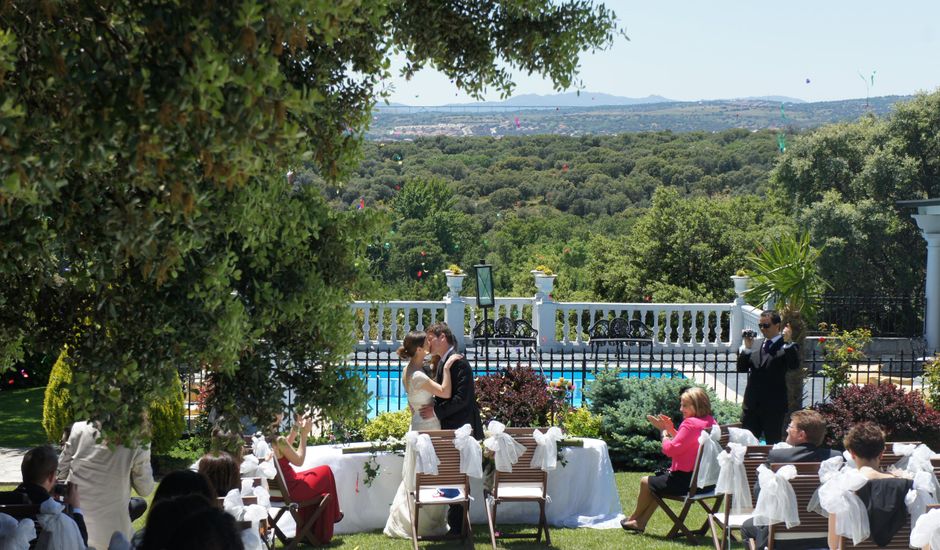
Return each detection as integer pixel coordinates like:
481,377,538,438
0,1,622,441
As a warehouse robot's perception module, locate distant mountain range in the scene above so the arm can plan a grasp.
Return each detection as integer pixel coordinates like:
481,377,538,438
369,95,908,138
381,91,808,108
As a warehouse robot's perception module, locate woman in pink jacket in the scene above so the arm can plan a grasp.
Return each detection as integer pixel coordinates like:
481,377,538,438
621,387,716,532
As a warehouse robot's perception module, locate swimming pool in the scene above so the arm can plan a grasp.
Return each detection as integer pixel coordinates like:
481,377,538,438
356,366,683,418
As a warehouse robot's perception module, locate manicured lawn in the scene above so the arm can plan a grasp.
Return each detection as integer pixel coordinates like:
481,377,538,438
0,387,49,448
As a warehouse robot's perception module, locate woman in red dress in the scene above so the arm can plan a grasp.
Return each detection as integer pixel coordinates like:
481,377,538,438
274,415,343,543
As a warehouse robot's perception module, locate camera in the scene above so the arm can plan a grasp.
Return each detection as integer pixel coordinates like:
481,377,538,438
742,329,757,339
52,481,69,499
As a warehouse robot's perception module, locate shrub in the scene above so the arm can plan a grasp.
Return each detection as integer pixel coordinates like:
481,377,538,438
923,354,940,410
43,348,186,453
559,406,602,438
476,366,565,427
362,409,411,441
818,325,872,397
814,383,940,450
585,370,742,469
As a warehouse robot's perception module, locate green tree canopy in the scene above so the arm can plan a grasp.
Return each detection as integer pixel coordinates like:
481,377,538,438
0,1,622,442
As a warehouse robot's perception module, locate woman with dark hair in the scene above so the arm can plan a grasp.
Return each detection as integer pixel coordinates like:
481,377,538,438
198,452,240,498
274,415,343,544
621,387,716,533
140,493,244,550
130,470,217,548
383,330,462,538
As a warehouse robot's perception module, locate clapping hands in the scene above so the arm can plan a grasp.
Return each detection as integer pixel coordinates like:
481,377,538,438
646,414,675,434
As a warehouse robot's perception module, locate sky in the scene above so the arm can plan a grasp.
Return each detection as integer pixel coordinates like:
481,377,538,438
385,0,940,105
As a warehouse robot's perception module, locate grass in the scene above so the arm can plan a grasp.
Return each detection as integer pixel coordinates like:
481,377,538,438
0,387,49,448
4,471,717,549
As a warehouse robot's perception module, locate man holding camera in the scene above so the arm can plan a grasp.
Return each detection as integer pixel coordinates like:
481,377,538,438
14,445,88,547
736,310,799,444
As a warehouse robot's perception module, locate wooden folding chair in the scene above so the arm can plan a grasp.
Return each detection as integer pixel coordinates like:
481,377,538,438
832,477,915,550
650,424,731,540
409,429,473,549
709,444,774,550
762,462,827,550
483,427,554,549
267,455,330,549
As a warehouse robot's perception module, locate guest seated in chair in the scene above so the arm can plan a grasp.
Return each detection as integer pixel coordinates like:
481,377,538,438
827,422,914,550
130,469,218,548
14,445,88,547
273,414,343,543
198,451,240,498
621,387,716,533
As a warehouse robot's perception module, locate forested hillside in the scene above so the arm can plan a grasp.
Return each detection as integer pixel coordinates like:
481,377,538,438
296,92,940,306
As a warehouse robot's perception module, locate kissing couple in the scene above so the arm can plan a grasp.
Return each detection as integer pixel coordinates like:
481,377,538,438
384,322,484,538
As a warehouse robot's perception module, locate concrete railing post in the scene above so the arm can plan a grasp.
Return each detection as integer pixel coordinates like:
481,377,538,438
730,275,750,350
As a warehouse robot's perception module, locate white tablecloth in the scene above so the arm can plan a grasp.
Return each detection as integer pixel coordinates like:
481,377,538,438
288,437,624,534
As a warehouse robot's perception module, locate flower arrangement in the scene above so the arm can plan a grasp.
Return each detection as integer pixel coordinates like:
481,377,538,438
533,265,554,276
817,323,871,397
445,264,464,275
548,377,574,396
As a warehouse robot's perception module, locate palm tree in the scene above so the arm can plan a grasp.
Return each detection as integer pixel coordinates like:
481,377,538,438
746,232,830,413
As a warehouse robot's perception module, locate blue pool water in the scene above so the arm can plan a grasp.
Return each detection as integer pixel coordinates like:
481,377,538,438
357,367,682,418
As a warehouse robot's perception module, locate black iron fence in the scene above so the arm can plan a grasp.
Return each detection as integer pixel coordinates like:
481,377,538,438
814,295,924,337
178,346,935,431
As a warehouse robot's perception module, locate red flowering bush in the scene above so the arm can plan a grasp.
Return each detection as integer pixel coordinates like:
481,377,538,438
476,366,566,427
814,383,940,449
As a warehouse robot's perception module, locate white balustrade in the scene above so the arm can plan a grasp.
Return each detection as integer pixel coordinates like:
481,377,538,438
350,301,446,349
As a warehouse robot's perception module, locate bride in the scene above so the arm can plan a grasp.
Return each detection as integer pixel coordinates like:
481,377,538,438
384,330,461,538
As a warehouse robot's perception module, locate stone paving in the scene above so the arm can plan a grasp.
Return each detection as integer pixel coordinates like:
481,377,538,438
0,447,27,483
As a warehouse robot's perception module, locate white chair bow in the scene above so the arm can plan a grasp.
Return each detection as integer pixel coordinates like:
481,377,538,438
905,471,939,528
240,454,276,479
772,441,793,450
251,434,272,459
238,479,271,508
36,498,85,550
406,431,440,475
807,455,845,516
752,464,800,529
728,427,760,446
696,424,723,488
715,442,752,514
453,424,483,479
0,513,36,550
222,488,269,547
817,467,870,545
842,450,858,469
910,507,940,550
484,421,526,473
895,444,940,499
531,427,565,471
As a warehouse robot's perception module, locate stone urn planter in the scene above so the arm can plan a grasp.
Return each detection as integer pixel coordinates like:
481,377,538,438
443,270,467,298
731,275,750,297
532,270,557,298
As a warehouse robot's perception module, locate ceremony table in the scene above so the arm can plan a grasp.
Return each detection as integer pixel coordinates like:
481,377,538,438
283,437,624,535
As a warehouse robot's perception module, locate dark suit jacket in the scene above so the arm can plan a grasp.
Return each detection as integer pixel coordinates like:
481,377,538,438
433,348,484,439
752,443,841,499
736,336,800,410
14,482,88,546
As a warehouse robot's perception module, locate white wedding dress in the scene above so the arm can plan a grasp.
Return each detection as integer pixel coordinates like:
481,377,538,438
383,367,449,538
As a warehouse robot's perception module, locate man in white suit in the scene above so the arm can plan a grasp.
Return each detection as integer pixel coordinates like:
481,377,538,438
57,420,155,549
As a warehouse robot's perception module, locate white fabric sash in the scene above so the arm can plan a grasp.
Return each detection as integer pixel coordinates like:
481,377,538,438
752,464,800,529
453,424,483,479
715,442,752,513
251,434,272,459
406,431,440,475
696,424,723,488
905,471,939,529
895,444,940,499
531,427,565,471
807,455,846,516
484,421,526,473
36,498,85,550
842,450,858,469
817,467,870,545
240,454,276,479
728,427,760,446
910,507,940,550
0,513,36,550
236,480,271,508
772,441,793,450
222,488,268,550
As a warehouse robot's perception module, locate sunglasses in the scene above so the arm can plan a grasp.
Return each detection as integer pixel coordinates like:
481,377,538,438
758,323,773,329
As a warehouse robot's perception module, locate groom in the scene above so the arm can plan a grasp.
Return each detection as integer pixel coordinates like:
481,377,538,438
419,322,484,535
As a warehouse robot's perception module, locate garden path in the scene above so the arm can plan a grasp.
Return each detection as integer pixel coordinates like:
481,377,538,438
0,447,26,483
